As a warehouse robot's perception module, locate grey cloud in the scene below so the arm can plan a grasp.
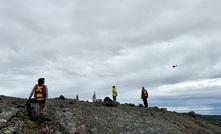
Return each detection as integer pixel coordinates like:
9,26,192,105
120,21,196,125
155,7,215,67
1,0,221,114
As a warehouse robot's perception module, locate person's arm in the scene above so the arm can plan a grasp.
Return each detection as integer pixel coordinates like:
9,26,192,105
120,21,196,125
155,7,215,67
44,85,48,100
29,85,36,99
44,85,48,110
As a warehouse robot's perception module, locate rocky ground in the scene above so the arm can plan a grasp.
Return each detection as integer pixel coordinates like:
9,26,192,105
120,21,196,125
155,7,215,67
0,95,221,134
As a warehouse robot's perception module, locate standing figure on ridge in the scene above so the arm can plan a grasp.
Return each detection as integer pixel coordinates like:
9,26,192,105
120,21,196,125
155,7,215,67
141,86,148,107
112,86,118,101
26,78,48,123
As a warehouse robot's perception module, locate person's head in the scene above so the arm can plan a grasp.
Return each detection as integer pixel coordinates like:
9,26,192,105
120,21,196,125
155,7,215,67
142,86,145,90
113,86,115,88
38,78,45,84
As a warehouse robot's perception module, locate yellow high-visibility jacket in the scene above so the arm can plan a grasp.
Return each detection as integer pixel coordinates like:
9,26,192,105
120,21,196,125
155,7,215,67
112,88,118,96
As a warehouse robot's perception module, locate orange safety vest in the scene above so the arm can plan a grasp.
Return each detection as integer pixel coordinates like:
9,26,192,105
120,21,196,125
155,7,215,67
34,84,46,99
142,89,148,97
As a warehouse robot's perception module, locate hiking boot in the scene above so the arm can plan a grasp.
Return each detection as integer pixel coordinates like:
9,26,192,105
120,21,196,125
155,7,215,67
44,117,52,121
37,118,44,125
24,113,30,116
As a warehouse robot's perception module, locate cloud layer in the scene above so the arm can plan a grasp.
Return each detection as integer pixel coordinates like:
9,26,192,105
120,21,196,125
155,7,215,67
0,0,221,115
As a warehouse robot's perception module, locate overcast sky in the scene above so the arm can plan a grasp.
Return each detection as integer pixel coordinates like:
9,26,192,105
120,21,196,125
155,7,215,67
0,0,221,115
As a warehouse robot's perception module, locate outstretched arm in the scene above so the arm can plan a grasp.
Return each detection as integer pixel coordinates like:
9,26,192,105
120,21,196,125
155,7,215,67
29,85,35,99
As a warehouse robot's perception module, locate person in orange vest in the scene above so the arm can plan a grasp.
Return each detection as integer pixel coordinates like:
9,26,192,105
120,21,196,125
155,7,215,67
141,86,148,107
26,78,48,122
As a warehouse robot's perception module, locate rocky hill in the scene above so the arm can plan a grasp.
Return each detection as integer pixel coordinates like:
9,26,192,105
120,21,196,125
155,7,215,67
0,95,221,134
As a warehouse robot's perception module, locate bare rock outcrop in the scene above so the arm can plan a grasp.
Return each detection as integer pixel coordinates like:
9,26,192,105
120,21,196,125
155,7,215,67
0,95,221,134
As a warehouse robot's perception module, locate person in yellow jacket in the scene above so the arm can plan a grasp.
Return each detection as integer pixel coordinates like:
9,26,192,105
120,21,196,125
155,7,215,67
112,86,118,101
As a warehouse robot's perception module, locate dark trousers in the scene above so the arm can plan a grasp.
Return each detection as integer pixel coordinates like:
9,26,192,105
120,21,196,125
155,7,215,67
26,99,45,119
113,96,116,101
142,97,148,107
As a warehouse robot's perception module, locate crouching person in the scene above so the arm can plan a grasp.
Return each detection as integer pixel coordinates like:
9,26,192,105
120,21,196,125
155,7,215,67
26,78,48,123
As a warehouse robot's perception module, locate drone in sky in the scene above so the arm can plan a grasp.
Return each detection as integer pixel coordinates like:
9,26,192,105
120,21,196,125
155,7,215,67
172,65,178,68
